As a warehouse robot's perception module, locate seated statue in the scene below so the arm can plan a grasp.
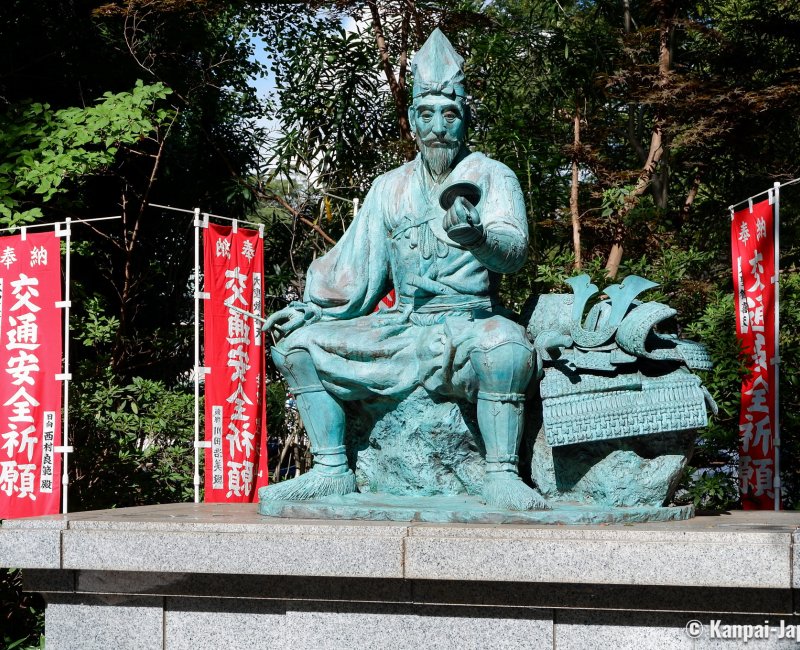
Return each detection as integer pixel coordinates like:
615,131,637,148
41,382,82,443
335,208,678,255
260,29,547,511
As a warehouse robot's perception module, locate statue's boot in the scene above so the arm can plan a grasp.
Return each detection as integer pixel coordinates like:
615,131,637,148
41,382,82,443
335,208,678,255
471,337,548,511
478,395,550,511
259,348,356,503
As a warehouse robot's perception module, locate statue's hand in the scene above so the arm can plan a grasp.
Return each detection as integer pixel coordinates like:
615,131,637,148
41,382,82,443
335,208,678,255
263,302,321,338
443,196,484,247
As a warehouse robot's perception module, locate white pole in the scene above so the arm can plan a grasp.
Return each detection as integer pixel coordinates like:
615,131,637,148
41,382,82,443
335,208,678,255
772,182,781,511
193,208,201,503
59,218,73,514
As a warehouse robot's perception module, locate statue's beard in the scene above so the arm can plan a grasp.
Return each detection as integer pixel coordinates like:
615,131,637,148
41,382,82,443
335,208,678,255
418,135,461,177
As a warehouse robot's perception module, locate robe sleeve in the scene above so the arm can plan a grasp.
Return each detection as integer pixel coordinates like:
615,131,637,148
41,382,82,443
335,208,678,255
302,174,391,319
468,163,529,274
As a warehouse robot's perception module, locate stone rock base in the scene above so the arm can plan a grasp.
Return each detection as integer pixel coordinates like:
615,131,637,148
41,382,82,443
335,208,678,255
345,389,485,496
530,427,694,507
344,388,693,514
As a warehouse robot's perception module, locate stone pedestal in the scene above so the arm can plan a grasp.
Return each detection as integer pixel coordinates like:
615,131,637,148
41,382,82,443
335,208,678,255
2,504,800,649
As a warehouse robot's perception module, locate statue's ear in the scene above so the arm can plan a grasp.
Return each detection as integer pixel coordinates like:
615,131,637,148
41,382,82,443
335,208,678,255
408,105,416,136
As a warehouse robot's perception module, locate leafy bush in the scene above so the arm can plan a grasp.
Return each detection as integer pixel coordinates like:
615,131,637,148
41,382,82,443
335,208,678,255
1,569,44,650
68,370,196,511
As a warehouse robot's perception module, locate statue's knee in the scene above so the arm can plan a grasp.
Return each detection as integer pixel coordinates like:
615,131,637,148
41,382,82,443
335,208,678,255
271,346,323,393
470,321,535,393
473,316,528,347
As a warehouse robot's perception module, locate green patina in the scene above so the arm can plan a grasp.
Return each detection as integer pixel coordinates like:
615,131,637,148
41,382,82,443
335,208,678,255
258,29,713,523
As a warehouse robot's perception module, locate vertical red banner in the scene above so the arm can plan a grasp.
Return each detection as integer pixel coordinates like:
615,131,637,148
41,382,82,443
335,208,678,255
732,199,777,509
0,232,63,518
203,223,268,502
374,289,396,312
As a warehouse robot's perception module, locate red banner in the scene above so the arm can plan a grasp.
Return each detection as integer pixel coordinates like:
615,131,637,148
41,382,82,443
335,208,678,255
732,198,777,509
375,289,396,312
0,232,63,518
203,223,268,501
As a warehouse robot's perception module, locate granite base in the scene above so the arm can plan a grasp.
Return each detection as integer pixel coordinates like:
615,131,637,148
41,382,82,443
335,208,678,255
3,504,800,649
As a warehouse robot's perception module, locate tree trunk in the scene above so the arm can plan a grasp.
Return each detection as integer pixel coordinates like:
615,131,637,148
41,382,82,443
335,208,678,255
680,173,702,225
622,0,632,33
605,11,672,278
570,107,582,270
605,241,624,278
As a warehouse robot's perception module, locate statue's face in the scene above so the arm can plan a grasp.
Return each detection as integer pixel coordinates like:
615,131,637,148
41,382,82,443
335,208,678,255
410,95,467,176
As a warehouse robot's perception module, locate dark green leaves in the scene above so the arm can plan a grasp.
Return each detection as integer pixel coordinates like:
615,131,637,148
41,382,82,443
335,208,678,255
0,82,172,227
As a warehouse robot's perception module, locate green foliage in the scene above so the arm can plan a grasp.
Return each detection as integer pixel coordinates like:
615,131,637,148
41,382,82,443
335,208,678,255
0,569,44,650
67,296,195,510
680,470,740,512
601,186,634,219
266,380,287,428
74,297,120,350
266,17,402,193
69,368,196,511
533,250,609,292
0,82,172,227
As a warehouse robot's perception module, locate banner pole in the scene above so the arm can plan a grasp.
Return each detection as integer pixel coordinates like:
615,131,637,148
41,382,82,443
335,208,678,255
772,182,781,511
61,218,72,514
193,208,201,504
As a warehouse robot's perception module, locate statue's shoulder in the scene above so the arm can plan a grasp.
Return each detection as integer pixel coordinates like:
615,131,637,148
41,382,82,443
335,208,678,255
373,159,416,189
459,151,518,181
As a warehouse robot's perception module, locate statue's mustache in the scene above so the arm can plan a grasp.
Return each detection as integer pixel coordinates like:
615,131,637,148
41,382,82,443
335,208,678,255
421,136,459,147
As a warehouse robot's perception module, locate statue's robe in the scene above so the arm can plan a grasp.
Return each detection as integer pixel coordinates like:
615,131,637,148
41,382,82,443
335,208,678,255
275,151,532,401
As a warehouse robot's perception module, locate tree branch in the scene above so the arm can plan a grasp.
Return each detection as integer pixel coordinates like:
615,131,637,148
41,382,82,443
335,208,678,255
258,188,337,246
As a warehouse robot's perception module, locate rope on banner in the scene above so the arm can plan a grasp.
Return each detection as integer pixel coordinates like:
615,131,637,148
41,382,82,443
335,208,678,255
147,201,265,231
728,176,800,212
0,215,122,235
202,212,262,230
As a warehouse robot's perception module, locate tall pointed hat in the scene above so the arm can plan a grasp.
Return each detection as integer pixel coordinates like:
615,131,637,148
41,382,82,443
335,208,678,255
411,28,466,99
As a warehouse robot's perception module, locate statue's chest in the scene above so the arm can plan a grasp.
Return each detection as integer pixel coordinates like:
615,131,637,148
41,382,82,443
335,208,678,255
386,185,453,271
390,213,448,265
